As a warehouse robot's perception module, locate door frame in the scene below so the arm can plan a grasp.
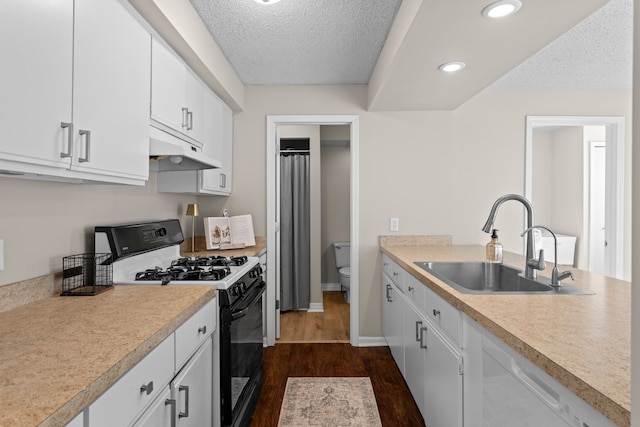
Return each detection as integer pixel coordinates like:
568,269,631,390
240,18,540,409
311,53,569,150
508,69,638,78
524,115,625,278
265,115,360,347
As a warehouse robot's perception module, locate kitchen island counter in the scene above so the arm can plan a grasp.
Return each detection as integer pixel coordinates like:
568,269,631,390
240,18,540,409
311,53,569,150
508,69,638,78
0,284,216,427
380,242,630,427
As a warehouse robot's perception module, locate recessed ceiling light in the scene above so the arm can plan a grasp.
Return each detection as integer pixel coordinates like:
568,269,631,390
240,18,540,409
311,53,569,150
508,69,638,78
482,0,522,18
254,0,281,4
438,62,466,73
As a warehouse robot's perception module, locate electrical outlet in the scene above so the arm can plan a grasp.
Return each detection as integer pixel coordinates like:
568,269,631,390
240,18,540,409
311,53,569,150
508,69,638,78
0,240,4,271
390,217,399,232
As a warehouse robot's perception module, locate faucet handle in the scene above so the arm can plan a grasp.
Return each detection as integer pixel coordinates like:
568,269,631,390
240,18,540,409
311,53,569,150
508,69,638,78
527,249,546,271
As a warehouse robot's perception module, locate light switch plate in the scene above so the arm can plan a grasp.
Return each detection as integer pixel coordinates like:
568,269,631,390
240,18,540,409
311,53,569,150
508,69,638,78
0,240,4,271
390,217,399,232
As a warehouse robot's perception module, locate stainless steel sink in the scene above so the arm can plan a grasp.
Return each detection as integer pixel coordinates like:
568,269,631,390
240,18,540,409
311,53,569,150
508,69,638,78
414,261,593,295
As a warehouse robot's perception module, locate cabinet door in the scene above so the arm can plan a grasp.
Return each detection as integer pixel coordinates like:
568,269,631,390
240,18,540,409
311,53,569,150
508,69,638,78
0,0,73,170
89,335,174,427
172,338,213,427
133,387,173,427
151,38,187,132
200,103,232,195
382,275,404,374
404,305,427,417
184,70,205,143
422,322,463,427
72,0,150,181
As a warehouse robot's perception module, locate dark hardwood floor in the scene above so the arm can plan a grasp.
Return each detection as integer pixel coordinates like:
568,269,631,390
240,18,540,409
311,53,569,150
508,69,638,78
250,343,425,427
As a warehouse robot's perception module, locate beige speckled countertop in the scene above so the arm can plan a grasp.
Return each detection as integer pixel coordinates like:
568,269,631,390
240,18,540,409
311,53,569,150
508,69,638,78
0,285,217,427
380,243,630,427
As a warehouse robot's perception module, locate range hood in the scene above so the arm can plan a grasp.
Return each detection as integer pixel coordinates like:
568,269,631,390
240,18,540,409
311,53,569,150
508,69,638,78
149,126,221,171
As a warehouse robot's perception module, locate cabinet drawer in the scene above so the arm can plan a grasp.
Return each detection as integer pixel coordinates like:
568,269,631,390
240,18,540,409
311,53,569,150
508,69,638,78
425,289,461,345
175,297,217,369
89,334,174,427
382,254,393,278
384,257,404,289
404,274,425,312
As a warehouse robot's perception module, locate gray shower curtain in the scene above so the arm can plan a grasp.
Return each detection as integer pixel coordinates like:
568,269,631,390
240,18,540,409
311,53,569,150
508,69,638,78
280,153,310,311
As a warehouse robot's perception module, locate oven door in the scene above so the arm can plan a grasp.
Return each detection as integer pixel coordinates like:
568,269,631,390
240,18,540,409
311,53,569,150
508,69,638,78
221,279,265,427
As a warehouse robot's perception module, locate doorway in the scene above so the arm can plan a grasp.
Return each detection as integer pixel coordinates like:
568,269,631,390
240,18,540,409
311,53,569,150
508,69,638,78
265,115,360,347
524,115,625,279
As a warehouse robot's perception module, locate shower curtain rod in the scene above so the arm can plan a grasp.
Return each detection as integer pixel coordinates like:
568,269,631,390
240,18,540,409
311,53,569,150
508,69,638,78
279,149,310,155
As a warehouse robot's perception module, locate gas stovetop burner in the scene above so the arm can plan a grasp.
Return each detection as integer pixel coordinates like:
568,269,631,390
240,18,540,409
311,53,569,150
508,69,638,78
169,255,248,268
134,264,232,284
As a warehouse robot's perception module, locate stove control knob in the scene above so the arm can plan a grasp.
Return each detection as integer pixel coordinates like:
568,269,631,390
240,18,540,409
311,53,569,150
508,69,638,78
231,287,239,297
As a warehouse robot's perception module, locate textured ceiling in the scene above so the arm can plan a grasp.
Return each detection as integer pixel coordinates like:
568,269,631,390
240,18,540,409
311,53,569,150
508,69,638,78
189,0,401,85
491,0,632,89
188,0,629,110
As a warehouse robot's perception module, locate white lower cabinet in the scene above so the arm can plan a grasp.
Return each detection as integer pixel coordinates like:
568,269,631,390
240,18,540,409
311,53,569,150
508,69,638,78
133,387,173,427
398,283,463,427
171,337,213,427
382,273,405,374
421,314,463,427
382,255,615,427
89,334,175,427
87,297,217,427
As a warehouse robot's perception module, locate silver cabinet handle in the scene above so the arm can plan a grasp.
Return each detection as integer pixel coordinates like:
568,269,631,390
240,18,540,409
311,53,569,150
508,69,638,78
181,107,188,128
140,381,154,395
179,385,190,418
420,327,428,349
165,399,177,427
385,284,392,301
198,325,207,334
60,122,73,158
433,309,441,317
220,173,226,189
78,130,91,163
408,286,414,292
186,110,193,130
415,320,422,342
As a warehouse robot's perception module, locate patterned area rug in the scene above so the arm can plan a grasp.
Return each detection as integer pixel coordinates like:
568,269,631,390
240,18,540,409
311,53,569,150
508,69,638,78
277,377,382,427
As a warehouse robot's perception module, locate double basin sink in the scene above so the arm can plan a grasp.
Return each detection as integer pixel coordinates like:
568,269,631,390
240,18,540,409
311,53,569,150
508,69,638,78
414,261,593,295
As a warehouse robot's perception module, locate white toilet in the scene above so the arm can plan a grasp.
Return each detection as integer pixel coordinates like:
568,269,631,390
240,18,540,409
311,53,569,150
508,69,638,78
332,242,351,303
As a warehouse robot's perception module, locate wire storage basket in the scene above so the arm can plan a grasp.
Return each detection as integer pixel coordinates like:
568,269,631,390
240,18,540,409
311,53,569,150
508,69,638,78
61,253,114,296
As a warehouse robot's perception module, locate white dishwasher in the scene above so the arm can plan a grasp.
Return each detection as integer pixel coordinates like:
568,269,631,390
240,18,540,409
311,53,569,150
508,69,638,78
481,331,616,427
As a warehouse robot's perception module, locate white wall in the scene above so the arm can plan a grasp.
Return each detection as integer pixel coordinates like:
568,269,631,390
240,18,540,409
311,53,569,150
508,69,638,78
452,88,632,280
0,173,196,286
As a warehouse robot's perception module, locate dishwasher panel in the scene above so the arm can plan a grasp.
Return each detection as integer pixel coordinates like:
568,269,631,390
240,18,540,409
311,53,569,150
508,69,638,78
481,331,616,427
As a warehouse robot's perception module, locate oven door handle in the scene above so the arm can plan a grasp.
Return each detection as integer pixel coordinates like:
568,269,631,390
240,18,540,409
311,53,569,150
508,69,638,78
231,281,265,320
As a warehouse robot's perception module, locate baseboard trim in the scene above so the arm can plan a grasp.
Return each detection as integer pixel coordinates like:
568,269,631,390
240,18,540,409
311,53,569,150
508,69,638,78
356,337,388,347
308,302,324,313
321,282,342,292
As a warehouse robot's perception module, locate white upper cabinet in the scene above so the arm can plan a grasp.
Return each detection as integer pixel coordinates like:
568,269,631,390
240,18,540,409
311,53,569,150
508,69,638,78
151,39,205,146
200,103,233,195
0,0,74,171
156,87,234,196
71,0,151,182
0,0,151,185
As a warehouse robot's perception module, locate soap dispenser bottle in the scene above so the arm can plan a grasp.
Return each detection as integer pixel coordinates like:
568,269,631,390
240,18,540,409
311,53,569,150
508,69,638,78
486,229,503,263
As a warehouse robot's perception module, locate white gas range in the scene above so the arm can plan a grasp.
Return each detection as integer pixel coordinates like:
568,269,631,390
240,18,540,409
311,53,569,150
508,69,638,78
95,219,260,293
95,219,266,427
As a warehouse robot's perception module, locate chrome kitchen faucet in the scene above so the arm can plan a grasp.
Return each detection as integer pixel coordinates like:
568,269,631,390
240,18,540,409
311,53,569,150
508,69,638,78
482,194,537,279
522,225,575,287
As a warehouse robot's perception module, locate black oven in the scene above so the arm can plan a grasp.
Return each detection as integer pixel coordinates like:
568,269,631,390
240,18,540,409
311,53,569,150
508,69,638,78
219,266,265,427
